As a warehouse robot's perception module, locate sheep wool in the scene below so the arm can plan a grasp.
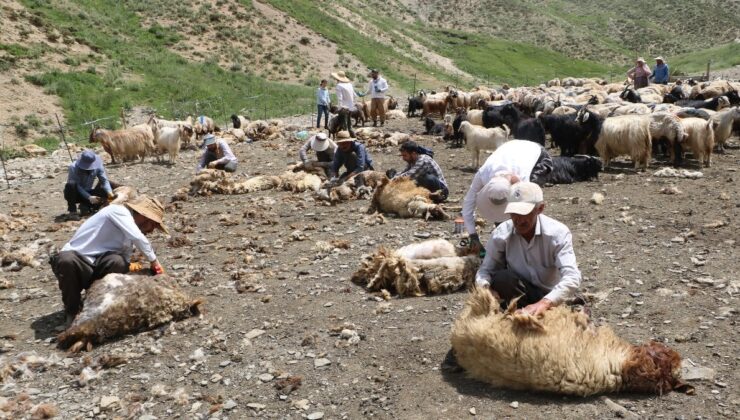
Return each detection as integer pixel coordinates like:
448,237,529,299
369,177,448,220
57,273,202,352
451,288,685,396
351,239,479,297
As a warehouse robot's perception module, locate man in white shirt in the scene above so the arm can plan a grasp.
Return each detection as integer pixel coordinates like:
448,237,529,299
475,182,581,316
51,195,168,321
331,70,359,137
364,69,389,127
462,140,553,251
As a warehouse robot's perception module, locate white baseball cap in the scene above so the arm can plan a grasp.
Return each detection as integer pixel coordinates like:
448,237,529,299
311,133,330,152
475,176,512,223
504,182,544,215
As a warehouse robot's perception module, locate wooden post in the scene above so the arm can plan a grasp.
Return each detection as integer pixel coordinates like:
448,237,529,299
705,61,711,81
412,74,416,94
55,113,74,162
0,127,10,189
119,108,127,128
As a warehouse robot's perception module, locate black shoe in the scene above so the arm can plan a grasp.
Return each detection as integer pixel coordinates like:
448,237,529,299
373,121,377,127
441,349,464,373
79,205,92,216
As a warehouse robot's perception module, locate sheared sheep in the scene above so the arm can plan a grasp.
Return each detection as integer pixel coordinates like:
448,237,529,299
450,287,687,396
57,273,202,352
351,239,479,297
594,115,652,171
368,177,448,220
278,170,322,193
89,126,156,164
459,121,510,168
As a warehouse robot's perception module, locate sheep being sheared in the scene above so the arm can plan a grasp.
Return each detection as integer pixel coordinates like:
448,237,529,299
450,288,688,396
187,169,281,196
57,273,201,352
368,177,448,220
351,239,480,297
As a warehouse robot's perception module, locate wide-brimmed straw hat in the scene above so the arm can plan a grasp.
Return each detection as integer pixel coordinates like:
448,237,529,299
334,130,355,144
636,57,646,63
125,195,169,234
654,56,665,62
311,133,330,152
504,182,544,216
475,176,512,223
77,149,102,171
331,71,351,83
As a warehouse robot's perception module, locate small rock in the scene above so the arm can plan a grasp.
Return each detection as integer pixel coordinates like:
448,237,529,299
590,192,604,205
223,399,237,410
246,402,266,410
189,348,206,363
100,396,120,411
323,302,333,307
307,412,324,420
245,329,265,339
293,399,310,411
510,401,519,409
602,397,638,419
258,373,274,382
681,362,716,381
220,361,231,367
469,407,477,415
413,232,431,239
210,373,223,383
670,236,685,243
314,358,331,368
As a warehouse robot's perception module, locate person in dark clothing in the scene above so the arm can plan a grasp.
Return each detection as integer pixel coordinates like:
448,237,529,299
329,131,374,183
392,141,448,203
64,149,119,217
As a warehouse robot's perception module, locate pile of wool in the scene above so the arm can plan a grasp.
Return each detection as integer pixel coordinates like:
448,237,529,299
653,167,703,179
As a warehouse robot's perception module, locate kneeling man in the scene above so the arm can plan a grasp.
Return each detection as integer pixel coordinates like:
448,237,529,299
475,182,581,316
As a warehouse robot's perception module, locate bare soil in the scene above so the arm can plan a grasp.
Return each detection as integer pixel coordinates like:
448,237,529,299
0,115,738,419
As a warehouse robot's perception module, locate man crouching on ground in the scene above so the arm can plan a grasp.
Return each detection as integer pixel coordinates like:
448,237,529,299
475,182,581,316
50,195,168,325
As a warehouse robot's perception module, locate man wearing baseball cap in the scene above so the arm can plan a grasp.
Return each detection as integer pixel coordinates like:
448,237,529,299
64,149,119,217
475,182,582,317
298,132,337,177
197,133,238,173
51,194,168,324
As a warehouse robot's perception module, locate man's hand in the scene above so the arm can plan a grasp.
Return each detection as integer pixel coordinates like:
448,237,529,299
89,196,102,205
207,162,217,169
150,260,164,276
520,298,553,317
468,234,483,254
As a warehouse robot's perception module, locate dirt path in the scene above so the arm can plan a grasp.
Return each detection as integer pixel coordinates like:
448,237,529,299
0,115,738,418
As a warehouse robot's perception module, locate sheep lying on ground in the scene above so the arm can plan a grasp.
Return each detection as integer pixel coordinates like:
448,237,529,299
450,288,687,396
57,273,202,352
351,239,480,296
368,177,448,220
109,186,137,205
181,169,319,197
459,121,510,168
89,126,156,164
315,171,386,204
534,155,602,185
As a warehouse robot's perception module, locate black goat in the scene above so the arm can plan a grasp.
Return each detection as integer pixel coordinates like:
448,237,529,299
424,117,447,137
619,86,642,103
330,105,365,127
663,85,686,103
499,104,546,145
231,114,243,129
407,97,424,117
533,155,602,185
573,107,603,156
675,95,729,111
538,114,581,156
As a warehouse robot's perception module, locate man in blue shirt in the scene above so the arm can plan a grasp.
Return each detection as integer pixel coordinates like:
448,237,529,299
316,79,331,129
329,131,374,183
64,150,118,217
651,56,669,85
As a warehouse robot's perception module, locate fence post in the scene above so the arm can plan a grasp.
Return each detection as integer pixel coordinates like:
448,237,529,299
706,61,711,80
412,74,417,94
0,126,10,189
55,114,74,163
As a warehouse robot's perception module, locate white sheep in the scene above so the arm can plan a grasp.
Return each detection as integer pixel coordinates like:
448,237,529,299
459,121,510,168
710,107,740,152
679,117,714,167
149,116,194,146
595,115,652,171
649,112,686,162
155,125,191,164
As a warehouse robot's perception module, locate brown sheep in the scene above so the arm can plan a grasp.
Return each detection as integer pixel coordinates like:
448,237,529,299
450,288,688,396
368,177,448,220
57,273,202,352
421,99,447,119
89,126,156,164
351,239,479,297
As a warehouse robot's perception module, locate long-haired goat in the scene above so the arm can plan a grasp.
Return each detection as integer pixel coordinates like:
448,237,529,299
450,288,687,396
351,239,479,297
368,177,448,220
678,118,714,167
594,115,652,171
89,126,155,164
710,107,740,153
459,121,510,168
57,273,202,352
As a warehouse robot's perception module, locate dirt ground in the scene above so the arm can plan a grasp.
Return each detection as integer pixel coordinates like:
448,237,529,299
0,114,738,419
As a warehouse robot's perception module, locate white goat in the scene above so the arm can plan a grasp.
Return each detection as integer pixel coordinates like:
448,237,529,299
679,118,714,167
595,115,652,171
155,125,191,164
459,121,510,168
710,107,740,152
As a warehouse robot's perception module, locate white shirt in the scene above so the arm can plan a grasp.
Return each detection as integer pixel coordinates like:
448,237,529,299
475,214,581,304
366,76,389,99
462,140,543,234
62,204,157,264
197,138,237,172
335,82,358,110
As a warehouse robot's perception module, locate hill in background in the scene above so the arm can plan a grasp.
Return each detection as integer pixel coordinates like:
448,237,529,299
1,0,738,150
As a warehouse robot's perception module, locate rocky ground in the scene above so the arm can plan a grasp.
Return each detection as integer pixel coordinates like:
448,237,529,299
0,115,738,419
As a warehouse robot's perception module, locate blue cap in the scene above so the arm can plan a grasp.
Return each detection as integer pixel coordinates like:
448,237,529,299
203,134,216,146
77,149,101,170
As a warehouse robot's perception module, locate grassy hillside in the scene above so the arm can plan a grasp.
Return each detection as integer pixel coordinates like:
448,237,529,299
670,42,740,75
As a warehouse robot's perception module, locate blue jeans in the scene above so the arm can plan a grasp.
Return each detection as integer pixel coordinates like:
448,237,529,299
317,105,329,128
416,174,448,203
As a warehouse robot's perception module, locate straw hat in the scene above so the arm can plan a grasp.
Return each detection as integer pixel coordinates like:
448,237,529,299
125,195,169,234
76,149,102,171
636,57,646,63
331,71,351,83
311,133,330,152
335,130,354,144
654,56,664,62
475,176,512,223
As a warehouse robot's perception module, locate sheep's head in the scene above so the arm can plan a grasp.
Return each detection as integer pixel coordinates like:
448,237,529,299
621,341,686,395
575,106,590,124
717,96,730,110
230,114,240,128
387,97,398,109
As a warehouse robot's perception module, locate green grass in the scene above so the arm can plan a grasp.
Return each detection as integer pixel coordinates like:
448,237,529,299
19,0,315,143
33,136,60,151
670,42,740,75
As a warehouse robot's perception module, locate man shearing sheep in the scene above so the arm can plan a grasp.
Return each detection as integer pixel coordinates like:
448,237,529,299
64,149,119,218
390,141,448,203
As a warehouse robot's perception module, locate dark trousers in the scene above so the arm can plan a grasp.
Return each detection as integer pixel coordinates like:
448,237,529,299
416,174,448,203
489,269,547,308
51,250,129,315
338,153,373,182
338,108,355,137
317,105,329,128
203,152,237,172
64,181,120,213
